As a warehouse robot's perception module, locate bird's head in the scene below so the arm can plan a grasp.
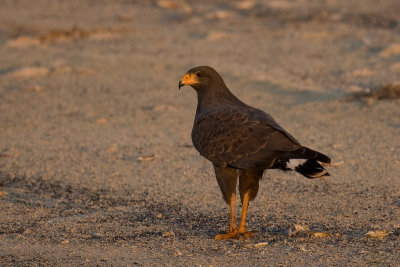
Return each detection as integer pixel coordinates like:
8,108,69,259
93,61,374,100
178,66,225,91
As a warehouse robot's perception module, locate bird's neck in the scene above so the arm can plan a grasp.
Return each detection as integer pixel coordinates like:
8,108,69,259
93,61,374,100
196,87,246,113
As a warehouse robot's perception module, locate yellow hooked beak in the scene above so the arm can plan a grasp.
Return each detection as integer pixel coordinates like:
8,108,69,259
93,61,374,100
178,73,198,89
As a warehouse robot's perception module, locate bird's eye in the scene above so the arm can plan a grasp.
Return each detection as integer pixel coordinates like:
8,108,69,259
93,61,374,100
196,72,203,78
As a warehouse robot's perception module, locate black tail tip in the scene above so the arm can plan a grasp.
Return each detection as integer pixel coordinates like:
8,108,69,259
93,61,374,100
295,159,330,178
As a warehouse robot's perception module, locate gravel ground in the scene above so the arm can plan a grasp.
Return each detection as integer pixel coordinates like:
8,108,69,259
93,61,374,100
1,0,399,266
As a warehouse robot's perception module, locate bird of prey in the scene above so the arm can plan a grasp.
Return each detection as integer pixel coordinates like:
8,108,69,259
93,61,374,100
179,66,331,240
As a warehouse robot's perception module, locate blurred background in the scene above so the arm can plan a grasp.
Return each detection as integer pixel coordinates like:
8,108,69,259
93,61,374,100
0,0,399,265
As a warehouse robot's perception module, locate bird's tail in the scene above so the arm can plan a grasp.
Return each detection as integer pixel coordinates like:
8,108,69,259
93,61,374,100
277,146,331,178
292,159,330,178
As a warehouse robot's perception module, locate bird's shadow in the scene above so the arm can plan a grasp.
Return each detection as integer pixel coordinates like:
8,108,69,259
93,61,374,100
0,172,287,242
1,173,398,245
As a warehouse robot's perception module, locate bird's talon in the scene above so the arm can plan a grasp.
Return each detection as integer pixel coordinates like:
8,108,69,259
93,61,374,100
214,230,253,240
214,231,237,240
238,231,254,238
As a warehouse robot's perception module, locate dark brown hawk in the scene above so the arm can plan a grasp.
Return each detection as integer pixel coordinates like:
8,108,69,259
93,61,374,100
179,66,331,240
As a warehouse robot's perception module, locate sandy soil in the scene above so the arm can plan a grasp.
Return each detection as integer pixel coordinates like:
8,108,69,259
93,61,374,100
1,0,400,266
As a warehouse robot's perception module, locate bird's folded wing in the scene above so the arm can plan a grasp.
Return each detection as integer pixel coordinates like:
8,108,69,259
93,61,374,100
192,108,301,169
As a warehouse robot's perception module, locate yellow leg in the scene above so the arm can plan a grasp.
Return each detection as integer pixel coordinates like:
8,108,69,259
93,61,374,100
215,194,237,240
228,193,236,232
237,190,253,238
215,191,253,240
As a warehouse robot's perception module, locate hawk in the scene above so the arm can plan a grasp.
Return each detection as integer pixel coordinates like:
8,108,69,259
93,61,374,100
179,66,331,240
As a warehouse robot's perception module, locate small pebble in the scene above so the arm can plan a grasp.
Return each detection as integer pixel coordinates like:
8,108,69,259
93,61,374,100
163,231,175,237
174,250,183,256
60,239,69,245
254,242,268,248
